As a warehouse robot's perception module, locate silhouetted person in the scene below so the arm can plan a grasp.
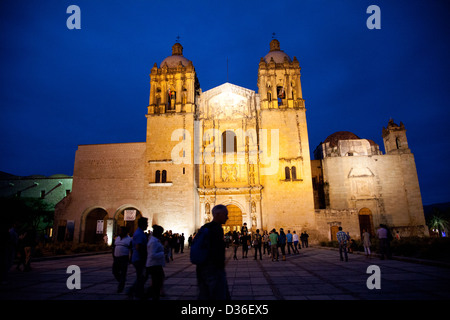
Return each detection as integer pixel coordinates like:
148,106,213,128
129,217,148,299
253,229,262,260
146,224,165,300
196,204,230,300
112,227,131,293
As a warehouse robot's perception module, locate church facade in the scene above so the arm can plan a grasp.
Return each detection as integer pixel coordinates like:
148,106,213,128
55,40,427,244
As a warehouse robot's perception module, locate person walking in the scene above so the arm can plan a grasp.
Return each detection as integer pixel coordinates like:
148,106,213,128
262,230,269,255
278,228,287,261
128,217,148,299
146,224,166,300
286,230,294,255
195,204,230,300
232,231,240,260
292,231,300,254
112,227,132,293
240,231,250,258
269,229,279,262
336,226,350,262
22,227,36,272
180,233,185,253
253,229,262,260
301,231,309,248
376,224,392,259
362,229,371,258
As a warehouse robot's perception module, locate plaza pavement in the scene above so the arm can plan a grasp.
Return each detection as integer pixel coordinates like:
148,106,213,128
1,246,450,301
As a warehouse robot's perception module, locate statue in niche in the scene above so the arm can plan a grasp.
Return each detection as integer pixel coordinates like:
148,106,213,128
249,164,255,185
205,203,211,223
251,213,257,228
204,167,210,186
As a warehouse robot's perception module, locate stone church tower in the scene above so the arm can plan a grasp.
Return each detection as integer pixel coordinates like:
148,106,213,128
145,42,200,232
382,119,410,154
257,39,316,233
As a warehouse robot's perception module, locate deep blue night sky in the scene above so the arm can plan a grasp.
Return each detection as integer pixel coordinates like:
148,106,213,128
1,0,449,205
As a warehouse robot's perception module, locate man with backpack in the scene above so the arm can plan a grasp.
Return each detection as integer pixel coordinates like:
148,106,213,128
253,229,262,260
191,204,230,300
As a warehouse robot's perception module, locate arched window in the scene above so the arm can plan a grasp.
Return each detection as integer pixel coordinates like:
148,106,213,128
155,170,161,183
167,90,176,111
222,131,237,153
291,166,297,180
162,170,167,183
285,166,291,180
277,86,285,105
396,137,401,149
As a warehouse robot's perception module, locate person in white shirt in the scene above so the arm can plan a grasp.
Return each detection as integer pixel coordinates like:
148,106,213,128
112,227,132,293
362,229,371,257
292,231,300,254
146,224,165,300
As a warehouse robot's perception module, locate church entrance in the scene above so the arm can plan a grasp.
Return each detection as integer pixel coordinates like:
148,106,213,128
114,207,142,236
358,207,373,238
224,204,243,234
84,208,108,243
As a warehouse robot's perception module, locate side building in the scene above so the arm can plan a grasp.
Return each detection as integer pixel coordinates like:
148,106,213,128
0,171,73,238
312,120,428,241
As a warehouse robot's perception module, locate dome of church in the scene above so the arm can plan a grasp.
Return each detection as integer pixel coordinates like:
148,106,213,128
264,39,291,63
160,42,190,68
323,131,361,147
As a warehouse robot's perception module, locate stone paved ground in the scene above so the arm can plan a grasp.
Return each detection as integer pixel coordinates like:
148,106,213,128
1,246,449,301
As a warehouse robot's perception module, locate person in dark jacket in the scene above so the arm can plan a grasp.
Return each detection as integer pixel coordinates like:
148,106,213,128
196,205,230,300
278,228,287,261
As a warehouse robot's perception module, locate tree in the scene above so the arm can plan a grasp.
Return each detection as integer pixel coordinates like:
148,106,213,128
0,197,53,233
427,208,449,237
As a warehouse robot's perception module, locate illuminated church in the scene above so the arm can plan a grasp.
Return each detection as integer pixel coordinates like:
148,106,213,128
55,39,428,244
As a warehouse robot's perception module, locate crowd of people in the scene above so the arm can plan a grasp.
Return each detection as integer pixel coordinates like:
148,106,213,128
111,218,187,300
335,224,393,262
217,225,310,262
2,209,396,301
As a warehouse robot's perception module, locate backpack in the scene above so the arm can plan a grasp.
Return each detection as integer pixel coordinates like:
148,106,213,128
190,225,211,265
253,233,262,246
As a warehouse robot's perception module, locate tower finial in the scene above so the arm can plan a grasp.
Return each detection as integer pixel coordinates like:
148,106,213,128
176,35,180,43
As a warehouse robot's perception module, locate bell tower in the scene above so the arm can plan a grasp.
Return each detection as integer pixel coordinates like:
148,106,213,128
148,42,199,115
382,119,411,154
257,39,304,110
257,38,316,234
144,42,200,235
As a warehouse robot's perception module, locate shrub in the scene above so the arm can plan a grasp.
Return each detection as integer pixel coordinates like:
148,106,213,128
320,237,450,262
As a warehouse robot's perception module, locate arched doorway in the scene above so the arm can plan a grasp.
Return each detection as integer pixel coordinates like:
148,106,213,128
224,204,243,234
359,207,373,238
84,208,108,243
114,207,143,236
